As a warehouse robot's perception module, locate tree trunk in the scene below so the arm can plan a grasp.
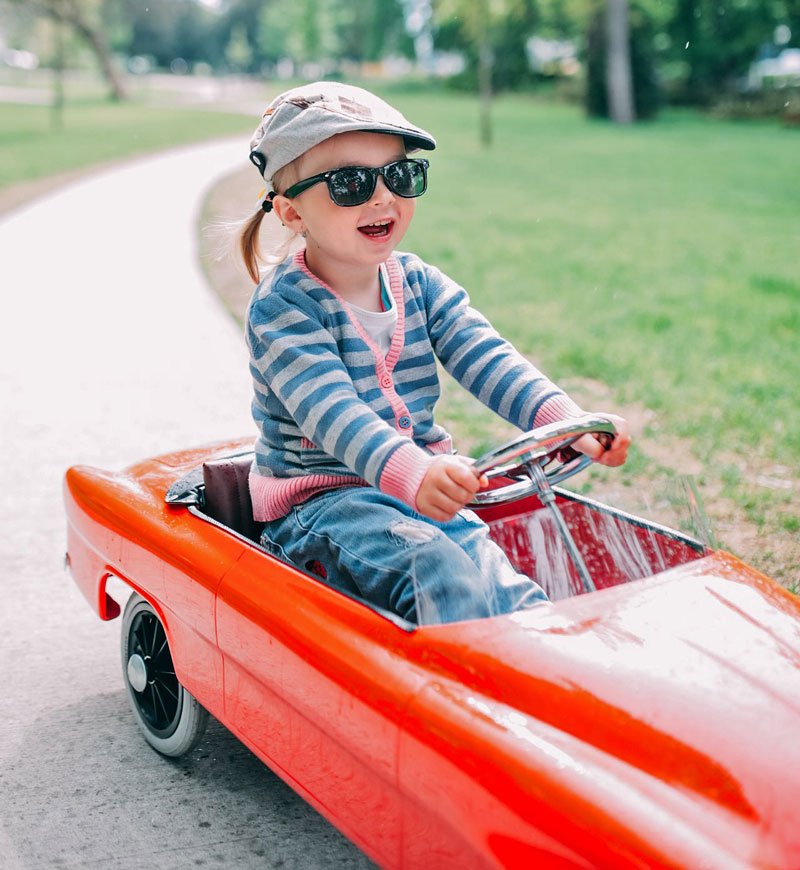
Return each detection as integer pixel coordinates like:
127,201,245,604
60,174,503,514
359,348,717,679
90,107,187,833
52,14,65,129
476,0,492,147
72,15,128,101
45,0,128,101
605,0,634,124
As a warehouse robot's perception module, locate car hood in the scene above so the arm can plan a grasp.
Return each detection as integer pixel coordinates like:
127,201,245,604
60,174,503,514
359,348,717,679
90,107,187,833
416,552,800,856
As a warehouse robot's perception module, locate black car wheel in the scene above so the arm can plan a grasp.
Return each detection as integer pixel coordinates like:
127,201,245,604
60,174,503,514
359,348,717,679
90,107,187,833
121,593,208,757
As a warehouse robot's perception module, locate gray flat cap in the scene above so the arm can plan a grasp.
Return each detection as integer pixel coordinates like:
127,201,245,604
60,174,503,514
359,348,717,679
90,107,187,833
249,81,436,183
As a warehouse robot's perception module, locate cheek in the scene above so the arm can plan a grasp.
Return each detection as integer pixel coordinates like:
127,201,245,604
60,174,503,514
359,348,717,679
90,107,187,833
398,198,416,227
296,190,340,233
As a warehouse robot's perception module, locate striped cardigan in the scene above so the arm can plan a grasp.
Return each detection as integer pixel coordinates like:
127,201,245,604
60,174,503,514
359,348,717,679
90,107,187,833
247,250,583,521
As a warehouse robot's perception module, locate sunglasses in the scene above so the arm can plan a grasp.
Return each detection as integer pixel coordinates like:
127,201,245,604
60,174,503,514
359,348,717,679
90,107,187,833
283,158,429,207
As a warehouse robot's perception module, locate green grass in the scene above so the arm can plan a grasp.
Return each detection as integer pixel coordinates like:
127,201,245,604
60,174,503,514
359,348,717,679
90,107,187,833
391,92,799,458
0,99,252,189
372,86,798,571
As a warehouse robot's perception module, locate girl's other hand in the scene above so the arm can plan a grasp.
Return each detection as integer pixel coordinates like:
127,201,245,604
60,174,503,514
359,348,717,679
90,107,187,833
573,413,631,467
416,455,489,522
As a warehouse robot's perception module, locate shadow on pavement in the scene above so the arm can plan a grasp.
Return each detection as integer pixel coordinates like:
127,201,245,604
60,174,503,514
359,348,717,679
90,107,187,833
1,691,375,869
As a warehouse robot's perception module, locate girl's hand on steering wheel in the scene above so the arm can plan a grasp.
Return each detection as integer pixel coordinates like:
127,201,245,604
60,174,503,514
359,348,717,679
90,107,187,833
574,413,631,467
416,455,489,522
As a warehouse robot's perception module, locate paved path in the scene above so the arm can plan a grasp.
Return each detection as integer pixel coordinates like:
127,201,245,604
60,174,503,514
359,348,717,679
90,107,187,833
0,142,373,868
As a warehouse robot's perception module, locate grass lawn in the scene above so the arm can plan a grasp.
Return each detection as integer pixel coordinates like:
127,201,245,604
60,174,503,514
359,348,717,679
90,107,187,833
0,98,252,193
391,90,798,458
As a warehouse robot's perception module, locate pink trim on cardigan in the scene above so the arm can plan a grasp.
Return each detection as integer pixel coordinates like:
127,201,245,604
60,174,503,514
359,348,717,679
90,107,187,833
251,438,436,521
426,435,453,455
250,471,369,522
382,256,406,371
534,394,585,427
378,440,435,509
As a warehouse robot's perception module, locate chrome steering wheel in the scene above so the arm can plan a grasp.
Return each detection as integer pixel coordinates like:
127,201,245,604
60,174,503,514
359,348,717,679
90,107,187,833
470,415,617,506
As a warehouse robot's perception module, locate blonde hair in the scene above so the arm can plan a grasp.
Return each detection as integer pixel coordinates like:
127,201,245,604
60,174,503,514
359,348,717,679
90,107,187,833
239,163,302,284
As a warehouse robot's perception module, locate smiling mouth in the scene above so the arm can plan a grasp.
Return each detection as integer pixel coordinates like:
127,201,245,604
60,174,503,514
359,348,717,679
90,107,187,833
358,219,394,239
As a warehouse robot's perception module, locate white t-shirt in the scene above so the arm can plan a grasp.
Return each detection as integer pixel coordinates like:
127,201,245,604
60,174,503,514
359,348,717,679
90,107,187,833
349,264,398,357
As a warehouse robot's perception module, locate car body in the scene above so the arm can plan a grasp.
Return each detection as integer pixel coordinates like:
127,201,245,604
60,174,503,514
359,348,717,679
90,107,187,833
63,435,800,869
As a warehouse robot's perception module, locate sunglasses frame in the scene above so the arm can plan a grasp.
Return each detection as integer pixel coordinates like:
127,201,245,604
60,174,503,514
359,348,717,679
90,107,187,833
283,158,429,207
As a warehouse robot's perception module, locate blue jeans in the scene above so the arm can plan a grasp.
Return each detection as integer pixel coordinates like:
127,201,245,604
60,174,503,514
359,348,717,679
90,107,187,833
260,487,548,624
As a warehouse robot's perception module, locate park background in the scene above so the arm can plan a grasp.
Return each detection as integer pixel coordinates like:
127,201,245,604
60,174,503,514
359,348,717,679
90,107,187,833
1,0,798,582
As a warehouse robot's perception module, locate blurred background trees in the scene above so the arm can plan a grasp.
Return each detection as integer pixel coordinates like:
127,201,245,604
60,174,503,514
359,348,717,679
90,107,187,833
1,0,797,121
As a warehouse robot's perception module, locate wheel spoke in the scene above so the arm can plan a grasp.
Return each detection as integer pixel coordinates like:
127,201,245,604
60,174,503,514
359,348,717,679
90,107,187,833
138,615,154,657
151,681,170,724
153,635,169,662
156,678,179,703
132,620,146,657
150,616,160,656
142,683,157,722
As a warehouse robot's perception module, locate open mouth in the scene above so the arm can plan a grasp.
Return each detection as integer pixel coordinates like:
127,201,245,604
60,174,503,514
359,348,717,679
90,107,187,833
358,219,394,239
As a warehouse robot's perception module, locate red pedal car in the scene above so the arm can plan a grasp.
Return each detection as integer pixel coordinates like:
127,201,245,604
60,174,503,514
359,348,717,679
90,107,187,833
63,416,800,869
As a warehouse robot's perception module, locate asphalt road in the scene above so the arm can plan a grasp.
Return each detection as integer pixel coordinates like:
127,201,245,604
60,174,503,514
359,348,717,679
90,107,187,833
0,141,374,869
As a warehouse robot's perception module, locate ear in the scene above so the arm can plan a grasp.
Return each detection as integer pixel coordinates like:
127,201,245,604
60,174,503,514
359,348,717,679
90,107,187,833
272,195,304,234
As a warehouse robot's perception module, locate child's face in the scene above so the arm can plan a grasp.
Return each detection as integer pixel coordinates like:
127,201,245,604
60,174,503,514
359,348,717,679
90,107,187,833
278,131,417,282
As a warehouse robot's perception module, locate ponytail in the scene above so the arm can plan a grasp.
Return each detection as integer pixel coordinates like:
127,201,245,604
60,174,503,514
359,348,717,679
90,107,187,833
237,164,302,284
239,209,267,284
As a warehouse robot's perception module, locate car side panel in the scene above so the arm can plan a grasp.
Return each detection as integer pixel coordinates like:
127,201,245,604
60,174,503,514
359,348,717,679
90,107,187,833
63,463,243,721
64,499,124,620
216,548,430,869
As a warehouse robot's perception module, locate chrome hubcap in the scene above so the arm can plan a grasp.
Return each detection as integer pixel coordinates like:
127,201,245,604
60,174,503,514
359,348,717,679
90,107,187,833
127,653,148,693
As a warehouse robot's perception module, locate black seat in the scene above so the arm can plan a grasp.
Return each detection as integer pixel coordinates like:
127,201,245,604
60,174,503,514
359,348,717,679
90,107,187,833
202,454,264,542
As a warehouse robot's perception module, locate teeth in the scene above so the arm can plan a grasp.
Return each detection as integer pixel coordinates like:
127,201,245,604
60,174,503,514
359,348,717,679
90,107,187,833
365,220,390,227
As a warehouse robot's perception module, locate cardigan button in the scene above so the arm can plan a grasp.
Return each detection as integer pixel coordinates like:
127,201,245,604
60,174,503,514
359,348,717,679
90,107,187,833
398,415,412,429
380,375,392,388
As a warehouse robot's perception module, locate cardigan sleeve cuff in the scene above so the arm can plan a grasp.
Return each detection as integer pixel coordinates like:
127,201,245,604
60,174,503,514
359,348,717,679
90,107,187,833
378,440,436,510
533,393,586,428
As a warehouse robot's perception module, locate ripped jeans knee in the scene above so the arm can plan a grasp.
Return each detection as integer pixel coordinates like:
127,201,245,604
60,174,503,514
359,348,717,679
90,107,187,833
387,518,440,548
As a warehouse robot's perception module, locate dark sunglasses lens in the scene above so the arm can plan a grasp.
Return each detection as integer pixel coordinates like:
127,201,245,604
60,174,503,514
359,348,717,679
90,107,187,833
386,160,427,197
328,167,373,206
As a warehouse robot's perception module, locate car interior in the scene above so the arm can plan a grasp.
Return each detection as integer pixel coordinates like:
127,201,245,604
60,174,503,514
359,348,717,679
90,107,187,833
173,451,709,605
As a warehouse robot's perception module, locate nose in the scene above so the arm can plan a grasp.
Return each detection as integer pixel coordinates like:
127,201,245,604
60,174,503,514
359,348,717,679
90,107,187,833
370,172,394,204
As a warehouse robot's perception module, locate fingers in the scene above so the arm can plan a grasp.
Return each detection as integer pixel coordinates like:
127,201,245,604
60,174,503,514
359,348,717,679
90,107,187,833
447,456,486,493
574,433,604,461
417,486,466,521
573,414,632,467
589,413,632,467
460,456,489,489
416,456,483,521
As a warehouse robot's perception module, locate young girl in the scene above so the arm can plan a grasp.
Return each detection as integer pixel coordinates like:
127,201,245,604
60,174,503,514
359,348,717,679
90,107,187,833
241,81,630,624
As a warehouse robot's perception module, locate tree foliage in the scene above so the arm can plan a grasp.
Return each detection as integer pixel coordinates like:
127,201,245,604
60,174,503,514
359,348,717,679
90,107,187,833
8,0,797,111
118,0,412,73
434,0,540,90
664,0,798,103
